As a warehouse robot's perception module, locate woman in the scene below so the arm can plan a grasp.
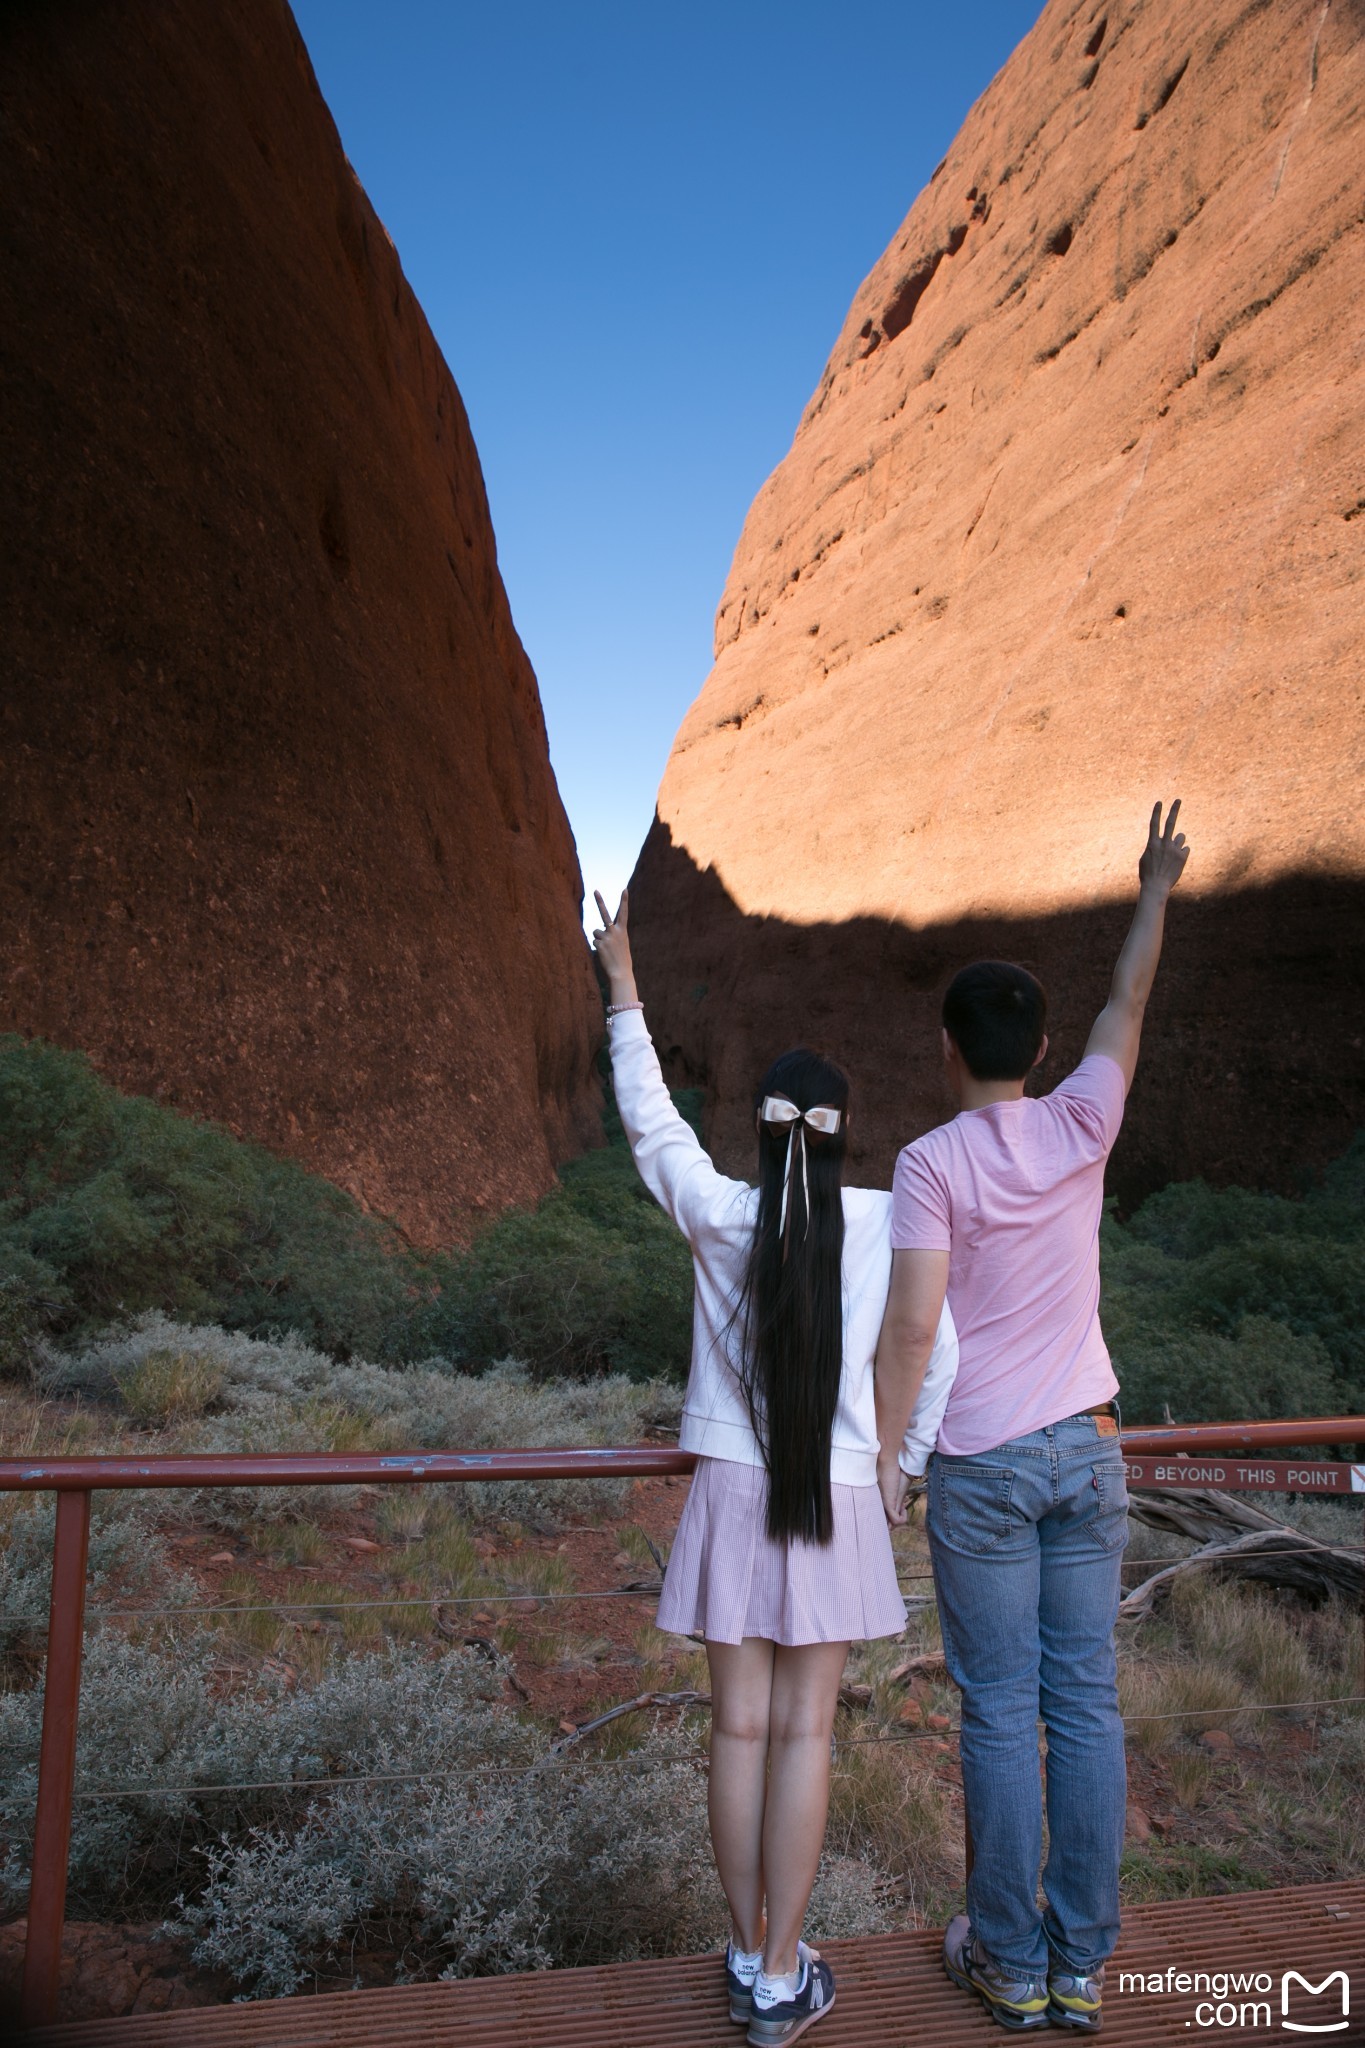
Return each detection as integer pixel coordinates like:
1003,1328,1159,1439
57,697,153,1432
592,889,957,2046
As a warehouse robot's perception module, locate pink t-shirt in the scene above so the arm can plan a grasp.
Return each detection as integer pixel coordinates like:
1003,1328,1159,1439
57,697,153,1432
890,1055,1125,1457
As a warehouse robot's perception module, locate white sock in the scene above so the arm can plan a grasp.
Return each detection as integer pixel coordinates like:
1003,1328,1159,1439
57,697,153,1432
728,1940,763,1983
754,1955,807,2009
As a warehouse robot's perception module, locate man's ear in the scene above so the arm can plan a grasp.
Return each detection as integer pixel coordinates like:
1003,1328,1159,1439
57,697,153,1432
940,1026,954,1066
1032,1033,1050,1070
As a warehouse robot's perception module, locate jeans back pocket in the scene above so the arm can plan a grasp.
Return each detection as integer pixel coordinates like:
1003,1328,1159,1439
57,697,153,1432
933,1462,1015,1554
1086,1463,1131,1553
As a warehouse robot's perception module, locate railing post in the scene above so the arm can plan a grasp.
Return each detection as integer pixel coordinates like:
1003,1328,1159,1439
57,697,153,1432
19,1489,92,2032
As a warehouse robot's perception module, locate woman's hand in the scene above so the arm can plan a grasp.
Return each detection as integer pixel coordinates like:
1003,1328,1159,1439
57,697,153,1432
877,1453,909,1529
592,888,639,1006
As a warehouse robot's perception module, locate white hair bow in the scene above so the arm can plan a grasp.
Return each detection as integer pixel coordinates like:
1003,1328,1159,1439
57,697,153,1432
760,1095,842,1240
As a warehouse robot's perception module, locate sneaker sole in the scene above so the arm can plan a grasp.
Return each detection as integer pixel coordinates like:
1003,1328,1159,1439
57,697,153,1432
943,1955,1051,2032
746,1987,835,2045
1049,2001,1102,2032
730,1996,753,2025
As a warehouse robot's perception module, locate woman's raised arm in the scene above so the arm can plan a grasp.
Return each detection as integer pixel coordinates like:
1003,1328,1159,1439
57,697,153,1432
592,887,639,1009
591,887,739,1243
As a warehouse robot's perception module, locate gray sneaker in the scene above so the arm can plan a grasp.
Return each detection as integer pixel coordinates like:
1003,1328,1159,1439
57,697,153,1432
726,1942,761,2025
747,1947,836,2045
1048,1961,1105,2032
942,1914,1051,2031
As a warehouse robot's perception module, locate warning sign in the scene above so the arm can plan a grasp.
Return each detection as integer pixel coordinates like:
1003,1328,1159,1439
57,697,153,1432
1123,1458,1365,1495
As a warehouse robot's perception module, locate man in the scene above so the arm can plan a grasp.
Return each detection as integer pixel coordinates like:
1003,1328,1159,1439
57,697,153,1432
873,800,1190,2032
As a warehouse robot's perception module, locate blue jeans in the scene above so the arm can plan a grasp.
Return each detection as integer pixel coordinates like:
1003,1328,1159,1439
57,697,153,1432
927,1414,1129,1976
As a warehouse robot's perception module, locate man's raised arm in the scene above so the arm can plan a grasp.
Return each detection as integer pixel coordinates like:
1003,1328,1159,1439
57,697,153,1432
1085,800,1190,1092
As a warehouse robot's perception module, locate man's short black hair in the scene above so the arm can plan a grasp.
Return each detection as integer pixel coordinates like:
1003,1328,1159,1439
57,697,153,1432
942,961,1048,1081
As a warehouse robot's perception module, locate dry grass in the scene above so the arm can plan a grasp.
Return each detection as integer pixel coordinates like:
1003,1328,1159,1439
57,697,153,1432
827,1737,961,1925
208,1570,290,1656
1119,1656,1249,1753
496,1549,575,1600
1165,1747,1213,1810
617,1523,665,1569
520,1625,583,1670
1120,1565,1361,1753
114,1346,223,1426
253,1519,328,1568
374,1487,437,1545
388,1508,490,1605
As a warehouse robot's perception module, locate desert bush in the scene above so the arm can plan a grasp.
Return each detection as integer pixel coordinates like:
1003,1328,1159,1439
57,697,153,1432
0,1034,426,1359
0,1034,696,1379
0,1254,68,1381
0,1636,534,1918
42,1316,681,1524
4,1028,1357,1400
0,1617,890,1997
180,1776,561,1994
410,1076,699,1381
0,1496,193,1665
421,1183,693,1383
114,1344,225,1425
178,1721,889,1995
1101,1142,1365,1425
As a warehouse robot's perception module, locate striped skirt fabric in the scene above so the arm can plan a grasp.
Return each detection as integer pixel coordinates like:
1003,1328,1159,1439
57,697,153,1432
656,1455,907,1647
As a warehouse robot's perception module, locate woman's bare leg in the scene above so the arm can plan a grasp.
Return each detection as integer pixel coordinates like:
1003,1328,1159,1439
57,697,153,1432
761,1640,849,1975
706,1637,774,1952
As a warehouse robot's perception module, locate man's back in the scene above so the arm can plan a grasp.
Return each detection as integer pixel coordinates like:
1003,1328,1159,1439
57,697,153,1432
875,804,1190,2027
891,1053,1125,1455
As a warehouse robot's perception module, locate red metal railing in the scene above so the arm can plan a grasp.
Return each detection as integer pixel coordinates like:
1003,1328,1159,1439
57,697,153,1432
2,1417,1361,2032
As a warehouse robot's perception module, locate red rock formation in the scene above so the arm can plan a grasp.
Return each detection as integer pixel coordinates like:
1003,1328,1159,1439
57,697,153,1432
0,1918,224,2027
0,0,601,1242
632,0,1365,1199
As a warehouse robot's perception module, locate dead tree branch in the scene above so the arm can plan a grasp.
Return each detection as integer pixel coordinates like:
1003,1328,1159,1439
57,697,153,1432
550,1688,711,1753
1119,1491,1363,1620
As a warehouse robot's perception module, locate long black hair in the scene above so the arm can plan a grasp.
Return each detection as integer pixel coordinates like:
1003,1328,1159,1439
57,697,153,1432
735,1047,850,1546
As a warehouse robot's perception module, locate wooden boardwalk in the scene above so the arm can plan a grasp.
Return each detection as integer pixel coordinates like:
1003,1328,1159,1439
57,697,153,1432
25,1882,1363,2046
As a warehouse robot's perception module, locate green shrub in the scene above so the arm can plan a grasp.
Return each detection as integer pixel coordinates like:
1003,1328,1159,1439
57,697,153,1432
408,1064,696,1381
0,1035,696,1379
44,1318,680,1525
0,1253,67,1381
1102,1144,1365,1425
0,1035,425,1360
11,1020,1353,1412
114,1345,225,1425
0,1629,887,1996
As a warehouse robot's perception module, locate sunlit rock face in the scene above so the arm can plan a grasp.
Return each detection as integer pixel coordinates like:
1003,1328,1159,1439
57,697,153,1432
0,0,602,1243
632,0,1365,1200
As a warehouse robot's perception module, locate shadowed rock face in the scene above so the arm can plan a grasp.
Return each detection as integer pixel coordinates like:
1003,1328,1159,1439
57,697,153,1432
632,0,1365,1190
0,0,601,1243
632,822,1365,1207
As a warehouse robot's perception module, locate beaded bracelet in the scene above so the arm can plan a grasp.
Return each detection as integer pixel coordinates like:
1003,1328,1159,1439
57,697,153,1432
606,1000,644,1017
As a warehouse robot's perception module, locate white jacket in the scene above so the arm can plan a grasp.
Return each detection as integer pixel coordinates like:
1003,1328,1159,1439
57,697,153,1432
609,1009,958,1483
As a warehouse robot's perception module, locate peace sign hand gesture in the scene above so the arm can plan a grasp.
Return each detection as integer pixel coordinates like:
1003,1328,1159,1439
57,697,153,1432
1138,799,1190,900
592,888,639,1006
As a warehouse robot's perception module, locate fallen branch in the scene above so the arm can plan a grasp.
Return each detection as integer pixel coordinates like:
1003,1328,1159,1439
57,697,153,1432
1125,1486,1288,1546
550,1687,710,1752
888,1651,949,1686
1119,1525,1364,1622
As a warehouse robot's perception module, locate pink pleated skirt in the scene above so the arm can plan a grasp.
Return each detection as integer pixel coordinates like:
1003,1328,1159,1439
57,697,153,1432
656,1455,907,1647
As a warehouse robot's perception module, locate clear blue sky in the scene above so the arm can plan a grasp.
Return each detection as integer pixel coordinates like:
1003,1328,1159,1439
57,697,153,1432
291,1,1040,917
